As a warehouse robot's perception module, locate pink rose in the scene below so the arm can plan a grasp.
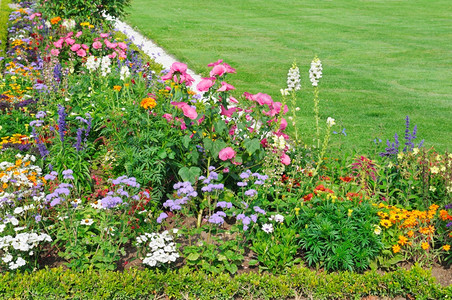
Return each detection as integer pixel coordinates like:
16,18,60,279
76,49,86,57
53,39,64,49
65,38,75,46
210,64,226,77
180,73,195,86
279,118,287,131
196,77,215,92
160,72,173,81
229,96,238,103
104,39,117,49
223,63,236,74
81,44,88,50
108,52,117,59
207,59,223,67
100,33,109,38
92,41,102,49
50,49,60,56
217,81,235,92
220,105,240,118
171,102,198,120
219,147,236,161
281,153,291,165
70,44,81,52
75,31,82,38
171,62,187,73
118,42,127,50
162,113,173,122
254,93,273,106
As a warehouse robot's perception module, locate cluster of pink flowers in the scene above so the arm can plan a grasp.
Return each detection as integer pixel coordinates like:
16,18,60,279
161,62,195,86
49,31,128,59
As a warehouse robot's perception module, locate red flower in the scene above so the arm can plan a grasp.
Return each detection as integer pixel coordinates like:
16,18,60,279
339,176,353,183
303,193,313,202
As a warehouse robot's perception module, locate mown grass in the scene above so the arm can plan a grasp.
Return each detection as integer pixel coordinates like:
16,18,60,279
126,0,452,152
0,0,13,70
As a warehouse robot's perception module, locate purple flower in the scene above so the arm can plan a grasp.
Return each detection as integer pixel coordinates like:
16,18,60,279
57,104,67,143
239,172,250,179
245,189,257,197
50,197,62,207
34,214,41,222
208,166,216,171
157,212,168,223
101,196,123,209
62,169,74,180
445,204,452,210
208,211,226,225
36,111,46,119
237,181,247,187
250,214,257,222
254,206,266,215
217,201,232,209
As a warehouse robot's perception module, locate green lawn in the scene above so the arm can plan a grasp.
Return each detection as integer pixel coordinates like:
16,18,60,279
125,0,452,152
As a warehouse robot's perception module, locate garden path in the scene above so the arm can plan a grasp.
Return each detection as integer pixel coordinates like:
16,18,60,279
113,18,202,88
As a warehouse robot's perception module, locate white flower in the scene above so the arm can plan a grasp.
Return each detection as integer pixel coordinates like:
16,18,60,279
280,88,290,96
85,56,100,72
262,223,274,233
309,57,322,86
120,65,131,80
326,117,336,127
13,207,24,215
62,19,76,30
2,254,12,263
100,56,111,77
80,219,94,226
373,225,382,235
287,63,301,91
269,214,284,223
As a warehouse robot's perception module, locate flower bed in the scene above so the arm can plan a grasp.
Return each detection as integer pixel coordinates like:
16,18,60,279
0,0,451,298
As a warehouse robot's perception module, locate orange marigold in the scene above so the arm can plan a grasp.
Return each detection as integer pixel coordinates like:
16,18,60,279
443,245,451,251
392,244,401,253
407,230,414,238
398,235,408,246
140,97,157,110
439,210,450,221
421,242,430,250
50,17,62,25
113,85,122,92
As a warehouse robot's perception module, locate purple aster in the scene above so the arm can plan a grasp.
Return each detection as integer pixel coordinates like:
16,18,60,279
217,201,232,209
253,206,266,215
101,196,123,209
157,212,168,223
245,189,257,197
237,181,247,187
62,169,74,180
239,172,250,179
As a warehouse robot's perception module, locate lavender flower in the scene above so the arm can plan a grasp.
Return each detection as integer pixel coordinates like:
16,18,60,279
237,181,247,187
245,189,257,197
157,212,168,223
253,206,266,215
62,169,74,180
216,201,232,209
208,211,226,225
57,104,67,143
101,196,123,209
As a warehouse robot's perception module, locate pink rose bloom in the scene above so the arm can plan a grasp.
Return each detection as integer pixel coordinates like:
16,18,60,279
280,118,287,131
76,49,87,57
53,39,64,49
171,102,198,120
50,49,60,56
175,117,187,130
217,82,235,92
171,62,187,73
100,33,109,38
75,31,82,38
161,72,173,81
117,50,127,60
180,73,195,86
65,32,74,38
207,59,223,67
104,39,117,49
92,41,102,49
219,147,236,161
162,113,173,123
220,105,240,118
108,52,117,59
229,96,238,103
70,44,81,52
210,64,226,77
118,42,127,50
223,63,236,74
197,115,205,125
81,44,88,50
281,153,291,165
65,38,75,46
196,77,215,92
254,93,273,106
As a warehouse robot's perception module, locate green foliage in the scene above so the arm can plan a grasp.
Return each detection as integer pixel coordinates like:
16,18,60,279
249,223,300,274
295,197,383,272
37,0,131,25
0,265,450,299
0,0,13,71
183,238,244,275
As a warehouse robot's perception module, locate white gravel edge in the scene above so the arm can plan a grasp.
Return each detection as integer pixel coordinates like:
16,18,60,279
114,19,203,87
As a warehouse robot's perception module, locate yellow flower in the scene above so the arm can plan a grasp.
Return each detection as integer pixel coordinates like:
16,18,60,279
421,242,429,250
443,245,450,251
113,85,122,92
407,230,414,238
397,152,404,160
412,147,419,155
380,219,392,229
347,209,353,217
373,225,381,235
294,207,300,216
140,97,157,110
392,244,401,253
430,166,439,174
398,235,408,246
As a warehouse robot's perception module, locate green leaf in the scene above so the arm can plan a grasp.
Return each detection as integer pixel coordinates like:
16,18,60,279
217,254,227,261
243,138,261,155
214,120,227,135
186,253,200,261
182,134,191,148
248,260,259,266
178,167,201,184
